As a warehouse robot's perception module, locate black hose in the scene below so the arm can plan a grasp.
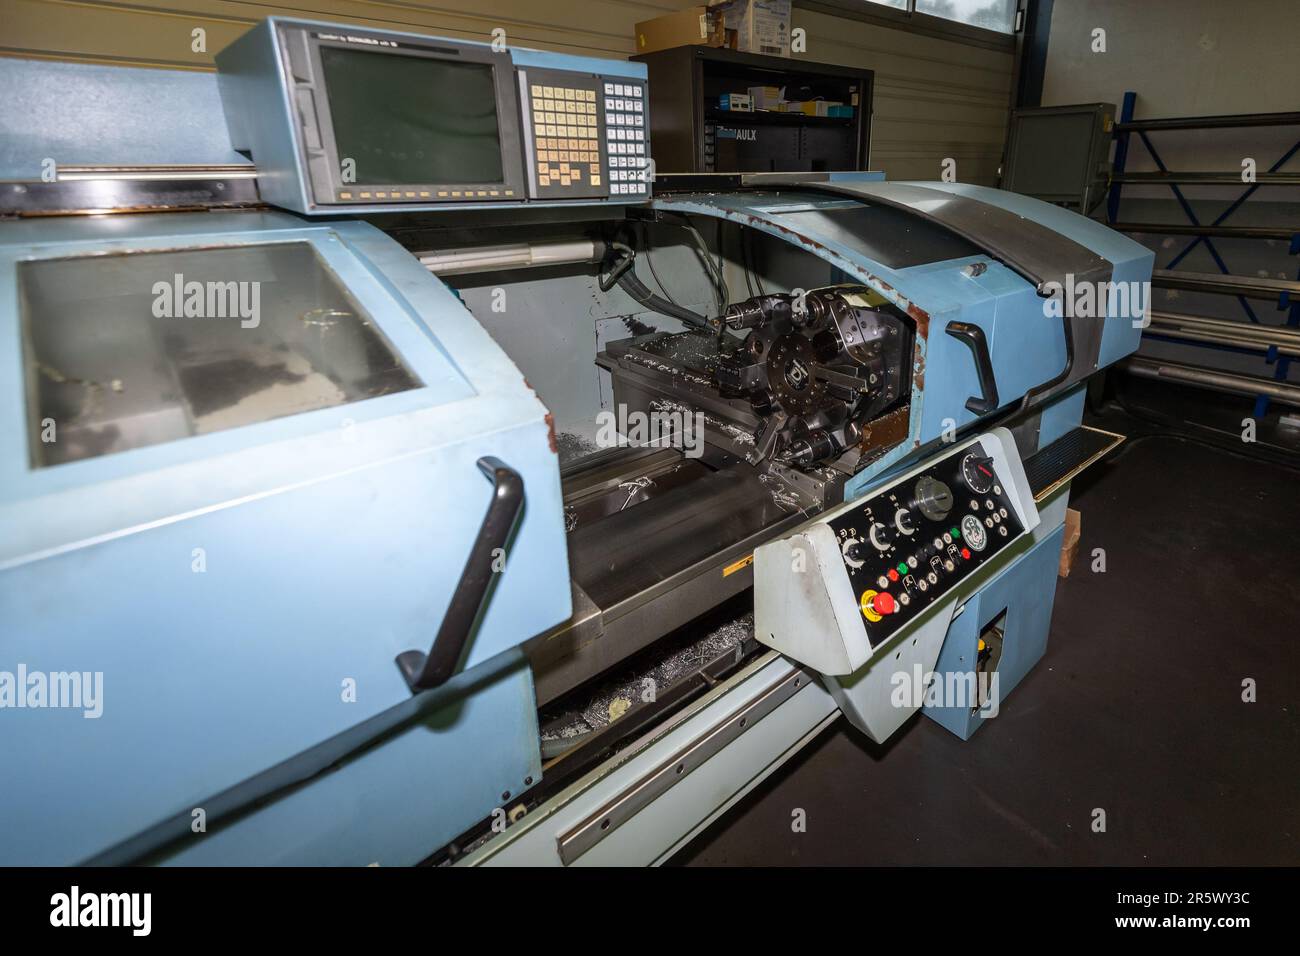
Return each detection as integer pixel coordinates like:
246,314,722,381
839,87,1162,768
600,238,712,330
640,222,681,306
617,267,712,330
659,211,729,318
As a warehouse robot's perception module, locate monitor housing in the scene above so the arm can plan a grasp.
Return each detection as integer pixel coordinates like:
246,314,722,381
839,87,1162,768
216,18,652,214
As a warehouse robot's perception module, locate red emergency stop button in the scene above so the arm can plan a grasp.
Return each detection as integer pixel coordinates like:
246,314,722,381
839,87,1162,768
961,548,971,560
871,591,896,615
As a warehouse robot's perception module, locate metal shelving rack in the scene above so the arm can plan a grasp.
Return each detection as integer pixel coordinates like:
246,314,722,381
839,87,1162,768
1105,91,1300,416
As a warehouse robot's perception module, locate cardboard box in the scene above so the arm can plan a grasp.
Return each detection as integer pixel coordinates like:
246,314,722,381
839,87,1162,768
634,7,728,55
710,0,793,57
747,85,785,110
720,92,753,111
781,100,841,117
1058,508,1082,578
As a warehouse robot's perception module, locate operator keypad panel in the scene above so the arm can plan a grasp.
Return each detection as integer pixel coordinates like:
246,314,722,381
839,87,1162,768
519,68,650,201
827,442,1025,649
602,80,648,196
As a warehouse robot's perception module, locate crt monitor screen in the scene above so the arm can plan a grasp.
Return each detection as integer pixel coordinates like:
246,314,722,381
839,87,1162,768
319,46,505,185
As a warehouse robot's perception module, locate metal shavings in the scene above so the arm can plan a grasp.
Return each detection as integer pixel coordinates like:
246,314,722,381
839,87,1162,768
576,612,754,730
556,430,600,466
300,308,352,328
618,475,655,511
648,396,756,446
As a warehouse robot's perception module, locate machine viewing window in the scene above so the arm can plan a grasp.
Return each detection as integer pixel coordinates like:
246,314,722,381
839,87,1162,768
20,242,421,468
319,46,504,185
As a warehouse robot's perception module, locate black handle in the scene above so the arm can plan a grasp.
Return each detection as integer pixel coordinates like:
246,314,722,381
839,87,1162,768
945,321,1000,415
395,456,524,693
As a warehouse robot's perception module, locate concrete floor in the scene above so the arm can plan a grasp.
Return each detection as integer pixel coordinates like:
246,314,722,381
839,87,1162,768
675,393,1300,865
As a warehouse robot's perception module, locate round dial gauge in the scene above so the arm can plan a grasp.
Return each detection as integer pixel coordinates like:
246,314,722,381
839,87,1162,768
961,513,988,551
913,476,954,522
961,453,996,494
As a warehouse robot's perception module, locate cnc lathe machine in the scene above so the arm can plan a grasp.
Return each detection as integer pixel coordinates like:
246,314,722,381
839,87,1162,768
0,17,1150,866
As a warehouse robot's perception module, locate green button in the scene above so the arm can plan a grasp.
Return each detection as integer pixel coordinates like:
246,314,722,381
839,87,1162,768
896,562,908,575
951,526,961,539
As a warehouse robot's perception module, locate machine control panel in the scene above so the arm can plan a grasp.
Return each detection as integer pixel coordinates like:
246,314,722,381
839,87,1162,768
518,71,650,199
829,441,1024,648
600,78,649,196
215,19,652,214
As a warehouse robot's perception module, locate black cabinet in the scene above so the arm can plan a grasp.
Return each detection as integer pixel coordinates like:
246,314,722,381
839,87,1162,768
632,45,872,174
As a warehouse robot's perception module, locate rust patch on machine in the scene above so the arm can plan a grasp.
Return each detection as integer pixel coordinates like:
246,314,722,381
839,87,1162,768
522,375,559,454
857,404,910,459
906,302,931,340
543,412,558,454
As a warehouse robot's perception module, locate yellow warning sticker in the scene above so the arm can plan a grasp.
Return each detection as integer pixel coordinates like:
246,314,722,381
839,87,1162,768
722,554,754,577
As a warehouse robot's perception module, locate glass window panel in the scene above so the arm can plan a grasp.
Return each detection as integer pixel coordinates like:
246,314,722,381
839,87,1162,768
20,241,421,467
915,0,1017,34
865,0,908,8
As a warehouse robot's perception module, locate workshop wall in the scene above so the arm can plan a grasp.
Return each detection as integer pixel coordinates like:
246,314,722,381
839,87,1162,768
1040,0,1300,382
0,0,1013,185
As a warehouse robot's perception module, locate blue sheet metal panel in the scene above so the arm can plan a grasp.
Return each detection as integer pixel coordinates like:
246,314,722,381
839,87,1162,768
895,255,1066,444
215,20,310,212
902,181,1153,368
0,213,470,553
0,417,554,865
153,653,540,866
0,212,569,864
924,521,1067,740
1,211,570,666
1037,384,1087,448
827,171,887,182
512,47,647,80
0,59,251,178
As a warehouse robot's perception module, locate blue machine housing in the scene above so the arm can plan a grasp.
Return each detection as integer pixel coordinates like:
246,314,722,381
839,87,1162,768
0,21,1155,864
654,182,1153,499
0,210,571,864
654,179,1152,739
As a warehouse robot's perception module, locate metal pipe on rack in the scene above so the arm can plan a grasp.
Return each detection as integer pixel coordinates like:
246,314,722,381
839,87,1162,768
1148,311,1300,353
1124,357,1300,406
1114,111,1300,132
1111,223,1299,240
1146,327,1300,358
